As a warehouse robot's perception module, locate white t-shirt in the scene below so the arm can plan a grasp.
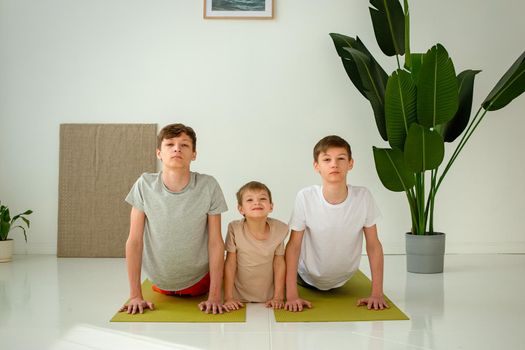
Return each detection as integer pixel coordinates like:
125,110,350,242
289,185,381,290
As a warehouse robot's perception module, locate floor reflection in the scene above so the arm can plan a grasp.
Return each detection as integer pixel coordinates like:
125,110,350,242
52,324,205,350
404,271,445,348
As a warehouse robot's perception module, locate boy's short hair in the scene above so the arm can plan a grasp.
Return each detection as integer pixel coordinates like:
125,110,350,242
313,135,352,161
236,181,273,205
157,123,197,150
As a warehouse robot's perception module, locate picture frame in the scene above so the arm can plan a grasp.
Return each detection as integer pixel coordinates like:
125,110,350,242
204,0,274,19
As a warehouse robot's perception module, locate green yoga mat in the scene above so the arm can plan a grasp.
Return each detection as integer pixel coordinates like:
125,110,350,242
274,270,409,322
110,280,245,322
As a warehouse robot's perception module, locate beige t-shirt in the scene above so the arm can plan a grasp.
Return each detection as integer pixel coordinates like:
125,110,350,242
225,218,289,302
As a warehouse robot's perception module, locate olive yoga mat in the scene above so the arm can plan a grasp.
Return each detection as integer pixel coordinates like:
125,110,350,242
274,270,409,322
110,280,245,322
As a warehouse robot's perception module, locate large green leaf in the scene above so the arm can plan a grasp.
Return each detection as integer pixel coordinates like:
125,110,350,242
405,53,424,83
369,0,405,57
329,34,389,140
385,69,417,150
404,124,445,172
482,51,525,111
373,147,415,192
329,34,372,98
340,58,368,99
329,33,357,60
417,44,459,128
442,70,481,142
346,47,388,140
330,33,388,102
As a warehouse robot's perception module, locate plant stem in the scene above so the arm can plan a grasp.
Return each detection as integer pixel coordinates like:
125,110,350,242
424,170,433,229
403,0,411,69
406,190,417,234
451,108,488,165
414,172,426,235
420,172,426,234
448,107,482,165
408,186,417,233
436,106,486,192
429,169,437,233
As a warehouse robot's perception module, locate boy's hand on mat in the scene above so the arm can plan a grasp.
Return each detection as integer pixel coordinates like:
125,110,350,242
223,299,244,311
119,298,155,314
356,295,390,310
265,298,285,309
198,298,224,314
284,298,312,312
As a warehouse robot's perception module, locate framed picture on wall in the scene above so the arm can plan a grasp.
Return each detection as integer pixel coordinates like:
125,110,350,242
204,0,274,19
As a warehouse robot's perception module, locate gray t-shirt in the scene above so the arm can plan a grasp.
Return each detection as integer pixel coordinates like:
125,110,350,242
125,171,228,291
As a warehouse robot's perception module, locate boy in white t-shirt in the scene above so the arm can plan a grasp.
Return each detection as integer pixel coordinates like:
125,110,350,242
284,135,389,312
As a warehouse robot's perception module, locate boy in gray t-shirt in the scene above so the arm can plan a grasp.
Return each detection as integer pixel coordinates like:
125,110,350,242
119,124,228,315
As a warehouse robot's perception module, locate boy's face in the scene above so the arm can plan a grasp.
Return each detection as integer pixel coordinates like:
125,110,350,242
314,147,354,184
238,189,273,219
156,133,196,170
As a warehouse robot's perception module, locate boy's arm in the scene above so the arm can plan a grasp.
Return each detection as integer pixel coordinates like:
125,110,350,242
284,230,312,312
357,224,389,310
198,213,225,314
119,207,154,314
223,252,243,311
265,254,285,309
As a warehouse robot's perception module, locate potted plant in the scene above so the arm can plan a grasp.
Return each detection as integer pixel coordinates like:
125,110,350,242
330,0,525,273
0,202,32,262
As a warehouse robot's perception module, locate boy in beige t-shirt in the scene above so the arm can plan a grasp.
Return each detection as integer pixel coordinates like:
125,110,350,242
223,181,289,311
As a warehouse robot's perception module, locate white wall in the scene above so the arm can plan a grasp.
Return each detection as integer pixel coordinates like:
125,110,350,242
1,0,524,255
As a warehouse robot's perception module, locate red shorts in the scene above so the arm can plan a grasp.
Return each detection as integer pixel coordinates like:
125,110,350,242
152,273,210,297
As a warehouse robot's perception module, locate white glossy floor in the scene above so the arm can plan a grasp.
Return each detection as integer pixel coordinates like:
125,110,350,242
1,254,524,350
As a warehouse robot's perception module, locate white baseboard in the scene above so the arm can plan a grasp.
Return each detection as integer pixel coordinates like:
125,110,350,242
14,242,56,255
382,241,525,255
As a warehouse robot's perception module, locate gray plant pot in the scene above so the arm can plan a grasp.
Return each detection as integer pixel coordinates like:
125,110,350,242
405,232,446,274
